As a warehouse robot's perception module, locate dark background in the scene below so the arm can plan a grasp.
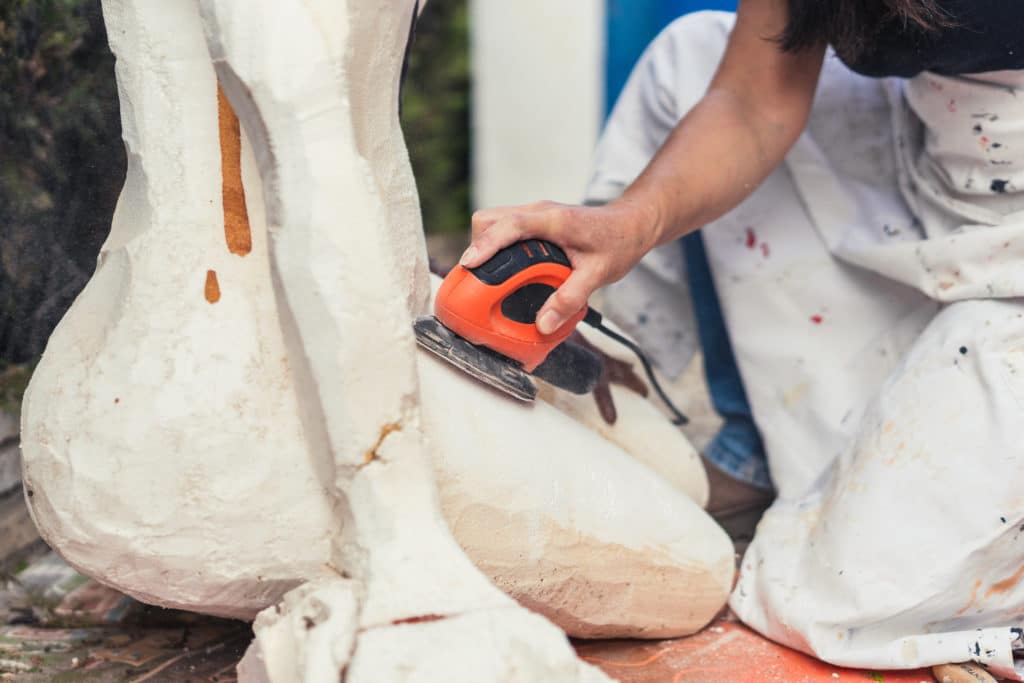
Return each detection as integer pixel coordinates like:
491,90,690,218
0,0,470,368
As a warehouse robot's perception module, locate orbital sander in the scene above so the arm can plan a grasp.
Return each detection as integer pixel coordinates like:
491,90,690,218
414,239,688,425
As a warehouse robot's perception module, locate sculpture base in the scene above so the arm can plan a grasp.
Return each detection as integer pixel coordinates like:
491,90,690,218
0,562,939,683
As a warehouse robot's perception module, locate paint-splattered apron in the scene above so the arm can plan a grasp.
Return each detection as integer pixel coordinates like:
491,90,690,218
585,11,1024,679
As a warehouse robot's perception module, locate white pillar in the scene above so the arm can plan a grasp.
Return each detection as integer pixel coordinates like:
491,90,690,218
470,0,605,209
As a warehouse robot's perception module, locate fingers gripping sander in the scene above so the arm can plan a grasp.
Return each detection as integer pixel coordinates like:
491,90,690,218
415,240,599,401
414,239,690,425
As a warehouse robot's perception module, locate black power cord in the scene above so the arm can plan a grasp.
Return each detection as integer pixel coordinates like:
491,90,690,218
583,308,689,426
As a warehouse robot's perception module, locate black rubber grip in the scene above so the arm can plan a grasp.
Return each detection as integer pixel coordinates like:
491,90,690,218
500,283,556,324
470,240,571,285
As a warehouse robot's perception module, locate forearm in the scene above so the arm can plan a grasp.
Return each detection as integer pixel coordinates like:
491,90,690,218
620,0,825,247
621,80,818,248
463,0,825,333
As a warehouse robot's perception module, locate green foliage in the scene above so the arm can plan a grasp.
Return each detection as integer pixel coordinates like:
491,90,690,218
0,0,470,368
0,362,31,416
0,0,122,363
402,0,472,235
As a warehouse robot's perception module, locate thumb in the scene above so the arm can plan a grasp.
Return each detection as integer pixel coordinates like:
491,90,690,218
536,268,599,335
461,212,539,268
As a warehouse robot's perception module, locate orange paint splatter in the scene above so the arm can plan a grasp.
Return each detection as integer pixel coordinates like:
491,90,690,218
217,86,252,257
364,423,401,464
985,565,1024,599
956,579,982,616
205,270,222,304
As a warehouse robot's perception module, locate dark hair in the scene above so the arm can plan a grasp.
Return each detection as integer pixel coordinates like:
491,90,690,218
779,0,953,59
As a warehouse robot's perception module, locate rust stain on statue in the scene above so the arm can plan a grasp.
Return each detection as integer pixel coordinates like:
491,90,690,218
217,85,252,256
205,270,222,304
392,614,445,625
364,423,401,465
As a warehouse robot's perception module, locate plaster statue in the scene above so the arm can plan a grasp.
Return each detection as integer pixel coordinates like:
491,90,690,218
20,0,733,679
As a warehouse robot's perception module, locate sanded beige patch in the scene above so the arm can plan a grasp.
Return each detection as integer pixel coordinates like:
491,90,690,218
447,502,732,639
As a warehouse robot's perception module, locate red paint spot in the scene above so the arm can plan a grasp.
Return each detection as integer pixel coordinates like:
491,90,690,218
811,315,824,325
745,227,757,249
114,398,120,405
760,242,770,258
947,98,957,113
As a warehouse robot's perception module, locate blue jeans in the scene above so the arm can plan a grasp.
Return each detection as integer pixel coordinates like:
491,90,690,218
683,232,773,491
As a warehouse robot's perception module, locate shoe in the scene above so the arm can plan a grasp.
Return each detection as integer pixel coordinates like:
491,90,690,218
701,455,774,551
932,663,999,682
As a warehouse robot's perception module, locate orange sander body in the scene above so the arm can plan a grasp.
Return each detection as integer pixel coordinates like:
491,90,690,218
414,239,689,424
435,240,585,372
415,240,600,401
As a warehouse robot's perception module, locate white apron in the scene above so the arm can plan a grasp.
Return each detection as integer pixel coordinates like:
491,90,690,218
586,11,1024,679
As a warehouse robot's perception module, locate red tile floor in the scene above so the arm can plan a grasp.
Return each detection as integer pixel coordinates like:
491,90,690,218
1,615,939,682
576,620,935,683
0,552,944,682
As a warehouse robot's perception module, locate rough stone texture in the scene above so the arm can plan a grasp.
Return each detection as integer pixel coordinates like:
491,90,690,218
0,412,20,498
0,2,124,364
18,0,733,679
0,409,37,569
21,0,340,616
0,492,39,571
420,348,732,639
20,0,731,642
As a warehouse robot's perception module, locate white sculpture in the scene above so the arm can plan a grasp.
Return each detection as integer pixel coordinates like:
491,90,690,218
20,0,733,679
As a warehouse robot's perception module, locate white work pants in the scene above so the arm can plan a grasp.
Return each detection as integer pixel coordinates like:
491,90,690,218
587,11,1024,679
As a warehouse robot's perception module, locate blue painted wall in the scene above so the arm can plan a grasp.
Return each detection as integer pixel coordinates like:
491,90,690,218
605,0,736,114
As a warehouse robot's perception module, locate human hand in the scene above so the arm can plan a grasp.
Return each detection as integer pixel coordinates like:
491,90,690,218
459,199,661,335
